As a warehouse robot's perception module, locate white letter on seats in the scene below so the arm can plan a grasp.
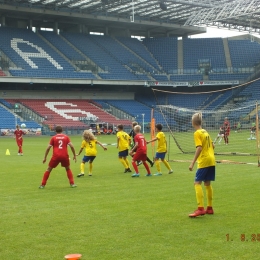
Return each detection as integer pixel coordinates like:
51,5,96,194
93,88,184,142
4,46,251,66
11,38,63,69
45,102,95,121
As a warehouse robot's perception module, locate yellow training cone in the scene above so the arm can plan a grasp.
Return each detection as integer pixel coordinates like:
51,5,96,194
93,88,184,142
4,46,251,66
6,149,10,155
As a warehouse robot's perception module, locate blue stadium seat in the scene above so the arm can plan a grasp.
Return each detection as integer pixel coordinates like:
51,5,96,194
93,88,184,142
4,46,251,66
61,33,139,81
183,38,227,70
143,37,178,74
116,37,160,71
208,73,251,81
170,74,203,81
0,27,96,79
0,105,41,129
228,40,260,68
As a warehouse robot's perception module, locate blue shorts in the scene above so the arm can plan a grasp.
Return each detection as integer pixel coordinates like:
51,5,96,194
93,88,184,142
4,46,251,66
155,152,166,160
82,156,96,163
118,149,129,157
195,166,215,182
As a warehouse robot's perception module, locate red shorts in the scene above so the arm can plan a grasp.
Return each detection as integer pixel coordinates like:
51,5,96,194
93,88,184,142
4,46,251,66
49,157,70,168
16,139,23,146
133,151,147,162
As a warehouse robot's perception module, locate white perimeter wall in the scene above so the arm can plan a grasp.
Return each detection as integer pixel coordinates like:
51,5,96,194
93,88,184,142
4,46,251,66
1,90,135,100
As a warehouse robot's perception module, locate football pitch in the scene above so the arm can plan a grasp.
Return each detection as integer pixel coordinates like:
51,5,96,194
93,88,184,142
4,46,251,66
1,134,260,260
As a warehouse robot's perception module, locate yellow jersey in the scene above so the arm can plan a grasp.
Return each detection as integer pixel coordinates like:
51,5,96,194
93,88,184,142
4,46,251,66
194,129,215,169
156,131,167,153
117,131,131,152
81,140,97,156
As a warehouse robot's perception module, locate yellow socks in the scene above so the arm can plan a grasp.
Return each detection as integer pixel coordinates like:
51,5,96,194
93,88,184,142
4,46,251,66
80,163,85,174
195,184,204,208
89,162,93,174
162,160,171,170
125,158,130,168
119,158,128,168
205,185,213,207
155,160,161,173
155,160,171,173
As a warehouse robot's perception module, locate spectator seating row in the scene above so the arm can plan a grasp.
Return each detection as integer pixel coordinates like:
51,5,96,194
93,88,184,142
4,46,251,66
0,105,40,129
0,27,259,82
228,40,260,68
143,37,178,74
5,99,131,127
0,27,96,79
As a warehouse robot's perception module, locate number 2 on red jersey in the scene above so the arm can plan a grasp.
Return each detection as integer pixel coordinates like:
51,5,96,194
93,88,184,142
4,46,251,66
58,140,63,149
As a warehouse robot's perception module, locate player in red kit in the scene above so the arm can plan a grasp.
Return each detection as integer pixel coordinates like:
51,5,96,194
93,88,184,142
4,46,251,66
223,117,230,145
39,126,77,189
14,125,24,155
129,125,151,177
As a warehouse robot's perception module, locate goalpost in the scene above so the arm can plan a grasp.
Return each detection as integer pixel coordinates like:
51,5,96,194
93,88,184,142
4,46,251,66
151,88,260,166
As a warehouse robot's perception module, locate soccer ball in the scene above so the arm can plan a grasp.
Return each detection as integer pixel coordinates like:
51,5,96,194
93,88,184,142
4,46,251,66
21,123,26,128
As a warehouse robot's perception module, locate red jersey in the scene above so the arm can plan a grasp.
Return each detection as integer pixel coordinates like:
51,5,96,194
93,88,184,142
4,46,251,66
224,120,230,134
14,129,24,140
49,134,71,159
134,133,147,153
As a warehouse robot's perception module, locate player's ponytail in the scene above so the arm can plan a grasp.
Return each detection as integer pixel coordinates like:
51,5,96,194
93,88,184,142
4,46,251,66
192,112,202,126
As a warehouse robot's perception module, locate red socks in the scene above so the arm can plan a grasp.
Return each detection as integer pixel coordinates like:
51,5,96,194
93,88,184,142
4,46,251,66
66,169,75,184
132,161,139,173
41,171,50,185
41,169,74,186
143,161,151,174
132,161,151,174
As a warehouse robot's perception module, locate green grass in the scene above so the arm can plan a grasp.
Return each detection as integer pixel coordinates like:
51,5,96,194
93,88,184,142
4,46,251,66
1,134,260,260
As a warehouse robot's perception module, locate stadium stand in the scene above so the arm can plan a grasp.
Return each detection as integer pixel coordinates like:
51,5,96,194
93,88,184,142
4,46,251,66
206,90,233,110
228,39,260,68
183,38,227,70
98,100,162,123
197,92,221,109
170,74,203,81
39,31,85,61
0,27,96,79
153,74,169,81
0,99,13,109
136,91,233,111
116,37,160,71
61,32,139,80
238,81,260,101
0,27,257,83
0,69,6,76
6,99,131,127
0,105,40,128
89,35,155,77
167,93,210,109
208,73,251,81
143,37,178,74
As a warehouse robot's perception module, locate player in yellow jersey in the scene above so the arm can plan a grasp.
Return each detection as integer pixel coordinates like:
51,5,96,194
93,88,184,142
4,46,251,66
117,124,132,173
188,113,215,217
76,130,107,177
147,124,173,176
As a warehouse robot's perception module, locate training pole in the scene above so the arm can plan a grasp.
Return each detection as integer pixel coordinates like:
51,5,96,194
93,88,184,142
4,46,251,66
151,108,155,159
256,101,260,166
168,134,170,161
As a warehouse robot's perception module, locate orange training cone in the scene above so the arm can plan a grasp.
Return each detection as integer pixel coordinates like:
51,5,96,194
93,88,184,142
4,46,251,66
5,149,10,155
64,254,82,260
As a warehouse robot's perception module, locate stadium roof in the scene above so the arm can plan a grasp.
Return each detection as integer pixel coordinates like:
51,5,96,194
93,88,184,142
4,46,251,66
1,0,260,35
